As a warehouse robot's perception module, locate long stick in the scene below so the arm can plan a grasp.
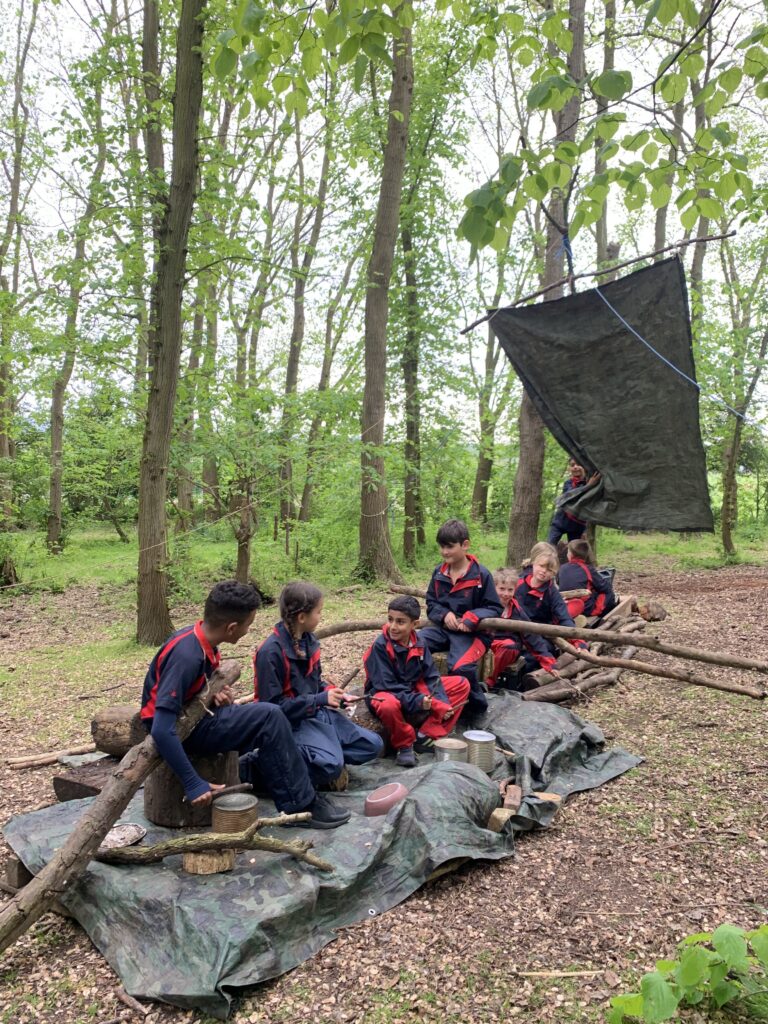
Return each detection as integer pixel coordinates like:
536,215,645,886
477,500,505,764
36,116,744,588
460,231,736,334
0,661,241,954
481,617,768,676
95,814,332,871
553,640,764,699
7,743,97,768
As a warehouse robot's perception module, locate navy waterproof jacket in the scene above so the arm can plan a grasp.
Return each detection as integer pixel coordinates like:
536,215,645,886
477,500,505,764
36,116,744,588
363,627,448,715
558,559,615,604
254,621,332,726
426,554,502,628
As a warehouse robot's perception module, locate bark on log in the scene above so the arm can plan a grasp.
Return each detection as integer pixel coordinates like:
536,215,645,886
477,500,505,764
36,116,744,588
0,660,241,954
94,813,332,871
637,599,668,622
480,617,768,675
144,751,239,828
316,619,400,639
391,583,594,603
91,706,146,757
524,669,621,703
553,640,764,699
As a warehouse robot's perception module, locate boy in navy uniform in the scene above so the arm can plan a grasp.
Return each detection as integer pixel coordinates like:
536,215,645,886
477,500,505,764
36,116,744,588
558,538,617,619
418,519,502,714
140,580,350,829
363,596,470,767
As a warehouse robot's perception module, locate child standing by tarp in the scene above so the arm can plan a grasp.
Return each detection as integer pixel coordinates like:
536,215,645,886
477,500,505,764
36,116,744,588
418,518,502,715
558,538,617,619
514,542,587,672
546,458,599,546
486,567,559,688
254,581,383,788
140,580,350,829
363,596,470,767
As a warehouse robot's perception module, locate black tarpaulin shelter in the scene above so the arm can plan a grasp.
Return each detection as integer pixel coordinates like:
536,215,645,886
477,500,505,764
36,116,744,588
490,256,713,531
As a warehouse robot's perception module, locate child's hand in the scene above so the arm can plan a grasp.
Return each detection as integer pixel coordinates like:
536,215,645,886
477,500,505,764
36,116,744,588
213,685,235,707
325,687,347,709
191,782,227,806
444,612,460,631
421,694,433,710
455,618,471,633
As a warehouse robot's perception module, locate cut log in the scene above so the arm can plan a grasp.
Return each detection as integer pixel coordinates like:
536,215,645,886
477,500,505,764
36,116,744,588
0,660,241,955
637,599,668,622
5,856,33,890
144,751,239,828
553,639,765,699
91,706,146,757
53,756,120,802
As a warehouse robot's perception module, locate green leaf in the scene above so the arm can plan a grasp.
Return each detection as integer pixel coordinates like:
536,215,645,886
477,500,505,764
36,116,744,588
323,15,346,51
640,971,680,1023
719,66,743,93
284,90,308,118
522,173,548,201
712,924,749,970
714,171,738,201
623,129,649,152
680,202,698,230
541,15,561,41
557,29,573,53
272,72,291,94
744,45,768,79
607,992,644,1024
749,927,768,969
398,2,414,28
459,207,492,246
490,226,509,252
527,81,553,109
598,140,619,161
555,141,579,163
642,142,659,164
517,47,534,67
301,46,322,78
352,52,368,91
650,183,672,209
712,979,741,1008
338,34,360,64
214,47,238,80
593,69,633,99
679,0,699,28
660,72,687,103
500,155,522,187
675,945,711,988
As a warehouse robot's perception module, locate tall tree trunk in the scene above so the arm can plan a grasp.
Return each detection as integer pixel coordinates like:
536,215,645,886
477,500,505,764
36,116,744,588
199,282,221,522
136,0,205,644
401,225,422,563
358,30,413,581
278,116,332,527
0,0,39,529
47,12,112,552
507,0,585,566
176,295,204,531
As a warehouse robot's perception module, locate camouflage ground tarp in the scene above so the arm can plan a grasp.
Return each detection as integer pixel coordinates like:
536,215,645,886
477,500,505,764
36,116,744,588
3,693,641,1018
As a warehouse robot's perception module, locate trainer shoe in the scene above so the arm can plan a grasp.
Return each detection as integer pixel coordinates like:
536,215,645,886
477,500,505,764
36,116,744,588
290,793,351,830
395,746,417,768
413,735,435,754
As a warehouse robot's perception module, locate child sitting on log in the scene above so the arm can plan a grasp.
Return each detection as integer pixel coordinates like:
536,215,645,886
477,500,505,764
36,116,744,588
418,518,502,715
140,580,350,829
513,542,587,674
486,567,560,689
363,596,470,767
558,538,617,620
254,581,384,787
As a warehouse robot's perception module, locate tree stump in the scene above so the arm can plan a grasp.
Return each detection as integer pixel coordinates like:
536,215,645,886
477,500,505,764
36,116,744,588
91,706,146,757
143,751,239,828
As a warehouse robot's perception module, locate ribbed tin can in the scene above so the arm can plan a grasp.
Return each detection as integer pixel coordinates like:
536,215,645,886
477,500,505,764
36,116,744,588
211,793,259,833
434,737,468,762
463,730,496,773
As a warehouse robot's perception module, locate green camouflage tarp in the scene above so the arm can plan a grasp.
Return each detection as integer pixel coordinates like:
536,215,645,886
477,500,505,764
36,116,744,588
3,694,640,1018
489,256,714,532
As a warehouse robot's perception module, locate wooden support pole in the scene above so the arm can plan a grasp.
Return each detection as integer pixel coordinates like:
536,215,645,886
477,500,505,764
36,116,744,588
552,640,764,700
0,660,242,955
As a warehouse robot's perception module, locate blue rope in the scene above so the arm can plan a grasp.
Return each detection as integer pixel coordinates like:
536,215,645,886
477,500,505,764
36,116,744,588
592,283,747,424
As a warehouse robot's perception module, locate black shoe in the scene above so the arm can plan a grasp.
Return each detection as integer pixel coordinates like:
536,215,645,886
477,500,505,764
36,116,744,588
465,693,488,715
413,735,434,754
395,746,418,767
289,793,351,830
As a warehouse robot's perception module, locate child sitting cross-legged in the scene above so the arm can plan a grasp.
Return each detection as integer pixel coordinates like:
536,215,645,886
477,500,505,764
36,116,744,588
254,581,384,789
557,538,617,620
363,596,470,768
486,567,560,689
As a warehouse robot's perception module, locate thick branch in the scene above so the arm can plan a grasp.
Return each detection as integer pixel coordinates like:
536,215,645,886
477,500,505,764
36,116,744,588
553,640,764,699
0,661,241,953
95,813,332,871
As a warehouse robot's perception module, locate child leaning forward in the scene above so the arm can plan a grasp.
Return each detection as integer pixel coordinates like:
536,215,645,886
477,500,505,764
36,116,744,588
363,596,470,768
254,581,383,787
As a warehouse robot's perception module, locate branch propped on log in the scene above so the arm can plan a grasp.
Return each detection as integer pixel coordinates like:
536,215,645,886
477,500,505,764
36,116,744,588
95,813,333,872
388,583,591,601
481,617,768,677
7,743,97,769
553,639,765,700
0,661,242,955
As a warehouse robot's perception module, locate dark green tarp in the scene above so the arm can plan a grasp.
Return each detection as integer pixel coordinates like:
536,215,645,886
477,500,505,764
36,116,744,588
3,694,640,1018
490,256,713,531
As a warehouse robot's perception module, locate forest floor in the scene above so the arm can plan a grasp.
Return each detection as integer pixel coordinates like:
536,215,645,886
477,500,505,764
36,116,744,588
0,564,767,1024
